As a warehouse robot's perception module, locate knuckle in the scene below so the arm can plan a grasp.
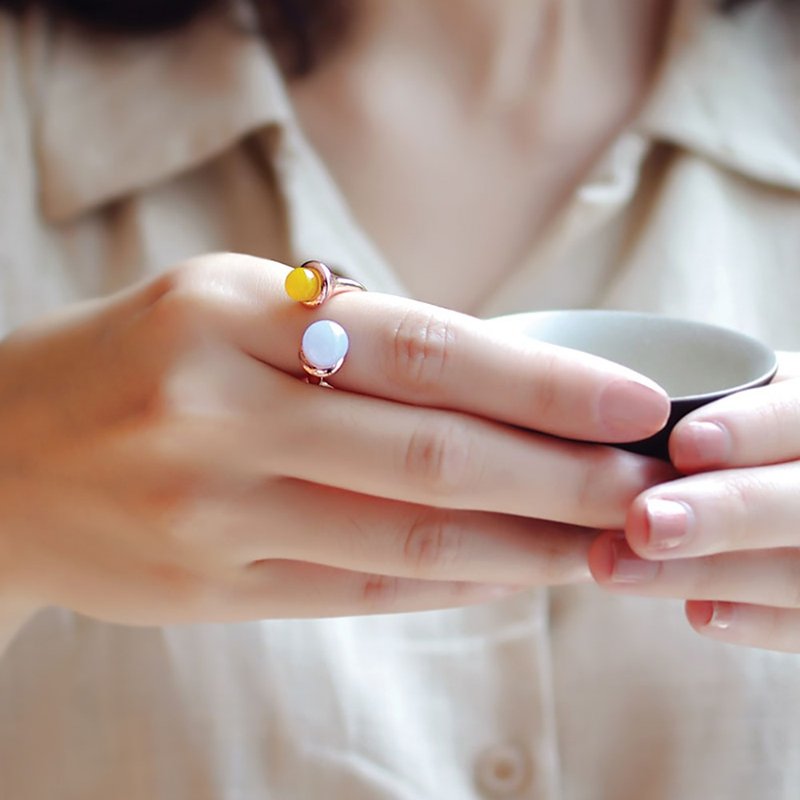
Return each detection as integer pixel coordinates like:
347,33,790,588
404,420,476,498
756,395,798,451
568,444,674,530
146,478,198,530
359,573,401,611
135,263,248,425
570,446,633,528
145,253,244,342
402,510,463,576
150,485,206,551
122,361,187,430
163,253,237,292
146,272,211,338
390,308,455,390
573,452,600,513
135,301,205,387
527,347,561,421
87,263,232,431
719,474,762,548
147,562,212,608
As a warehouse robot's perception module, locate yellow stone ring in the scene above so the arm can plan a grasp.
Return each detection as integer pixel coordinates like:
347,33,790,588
284,260,366,308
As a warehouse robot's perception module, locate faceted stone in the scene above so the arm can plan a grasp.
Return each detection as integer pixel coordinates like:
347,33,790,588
285,267,321,303
302,320,349,370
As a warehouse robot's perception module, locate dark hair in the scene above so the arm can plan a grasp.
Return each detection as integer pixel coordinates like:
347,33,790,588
0,0,772,77
0,0,353,76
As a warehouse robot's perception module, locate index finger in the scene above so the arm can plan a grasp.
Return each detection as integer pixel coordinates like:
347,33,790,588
191,255,670,442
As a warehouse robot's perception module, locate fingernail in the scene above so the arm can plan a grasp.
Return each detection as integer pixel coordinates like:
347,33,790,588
645,498,691,550
676,421,731,467
599,379,669,439
610,535,660,583
706,601,734,629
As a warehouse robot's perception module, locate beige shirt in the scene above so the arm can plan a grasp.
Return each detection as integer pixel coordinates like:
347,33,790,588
2,2,800,799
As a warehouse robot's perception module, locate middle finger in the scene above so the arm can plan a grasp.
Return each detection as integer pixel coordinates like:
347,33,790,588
264,372,674,529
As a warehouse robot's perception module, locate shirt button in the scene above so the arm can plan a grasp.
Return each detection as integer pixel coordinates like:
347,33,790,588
474,743,532,797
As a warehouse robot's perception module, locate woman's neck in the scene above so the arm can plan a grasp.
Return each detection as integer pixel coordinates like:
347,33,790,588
341,0,675,115
288,0,676,311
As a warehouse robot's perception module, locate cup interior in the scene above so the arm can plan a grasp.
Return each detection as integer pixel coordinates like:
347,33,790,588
489,310,777,402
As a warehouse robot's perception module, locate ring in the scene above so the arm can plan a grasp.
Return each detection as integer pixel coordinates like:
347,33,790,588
300,319,351,386
284,260,366,307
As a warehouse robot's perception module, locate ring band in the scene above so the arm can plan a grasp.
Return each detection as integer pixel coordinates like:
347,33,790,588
285,260,366,307
300,319,350,386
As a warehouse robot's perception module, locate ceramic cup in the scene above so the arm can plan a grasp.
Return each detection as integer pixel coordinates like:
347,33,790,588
487,309,778,460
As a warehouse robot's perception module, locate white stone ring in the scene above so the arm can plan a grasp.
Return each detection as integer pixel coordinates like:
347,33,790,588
300,319,351,386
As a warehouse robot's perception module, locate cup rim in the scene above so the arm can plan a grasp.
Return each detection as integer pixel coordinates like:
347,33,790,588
487,309,779,403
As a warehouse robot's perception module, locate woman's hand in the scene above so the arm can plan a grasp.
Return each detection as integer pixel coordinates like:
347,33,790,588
0,254,671,627
590,352,800,652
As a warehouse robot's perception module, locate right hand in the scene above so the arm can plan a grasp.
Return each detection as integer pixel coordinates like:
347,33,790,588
0,254,672,626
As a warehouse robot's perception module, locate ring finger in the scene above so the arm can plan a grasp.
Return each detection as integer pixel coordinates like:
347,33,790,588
259,371,674,529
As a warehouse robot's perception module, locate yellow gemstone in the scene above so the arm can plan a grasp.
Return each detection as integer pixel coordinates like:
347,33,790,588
285,267,322,303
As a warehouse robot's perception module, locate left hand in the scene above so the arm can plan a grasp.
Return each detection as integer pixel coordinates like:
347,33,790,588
589,352,800,652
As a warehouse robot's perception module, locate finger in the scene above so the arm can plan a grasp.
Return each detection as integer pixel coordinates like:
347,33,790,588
685,601,800,653
591,532,800,610
137,352,673,532
670,378,800,471
198,480,594,584
218,559,525,620
327,296,668,441
775,350,800,381
623,462,800,559
183,254,669,443
264,373,676,529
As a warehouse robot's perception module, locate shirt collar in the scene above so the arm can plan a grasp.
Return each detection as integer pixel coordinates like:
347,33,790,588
36,8,292,222
639,0,800,190
35,0,800,224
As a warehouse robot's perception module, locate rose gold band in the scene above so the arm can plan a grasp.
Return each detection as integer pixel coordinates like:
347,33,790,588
299,260,366,307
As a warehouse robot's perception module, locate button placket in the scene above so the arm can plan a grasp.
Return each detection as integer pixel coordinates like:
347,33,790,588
474,742,532,798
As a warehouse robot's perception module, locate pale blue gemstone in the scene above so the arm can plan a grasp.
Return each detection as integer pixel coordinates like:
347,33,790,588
302,320,350,370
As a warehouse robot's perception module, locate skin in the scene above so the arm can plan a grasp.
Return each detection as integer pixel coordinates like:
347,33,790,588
0,1,678,657
0,254,671,654
294,0,800,653
291,0,674,310
2,0,795,658
590,354,800,653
